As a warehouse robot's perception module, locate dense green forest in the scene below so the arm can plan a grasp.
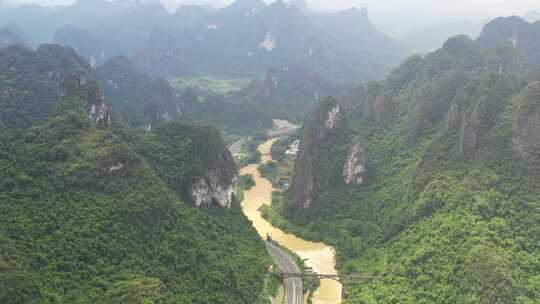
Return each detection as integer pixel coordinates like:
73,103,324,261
272,34,540,303
0,44,93,129
96,56,182,129
0,44,270,303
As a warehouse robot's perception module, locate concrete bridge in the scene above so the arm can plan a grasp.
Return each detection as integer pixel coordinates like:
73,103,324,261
278,271,378,299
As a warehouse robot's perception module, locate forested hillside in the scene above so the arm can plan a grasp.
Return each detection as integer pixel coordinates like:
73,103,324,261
0,44,270,303
281,19,540,303
0,44,93,129
180,64,344,134
96,56,182,130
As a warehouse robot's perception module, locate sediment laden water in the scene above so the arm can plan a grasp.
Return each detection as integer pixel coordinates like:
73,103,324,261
240,139,342,304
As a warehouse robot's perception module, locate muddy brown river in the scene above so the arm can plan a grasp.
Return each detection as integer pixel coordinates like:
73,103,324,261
240,139,342,304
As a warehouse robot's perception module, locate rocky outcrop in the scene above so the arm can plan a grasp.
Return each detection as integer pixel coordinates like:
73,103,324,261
61,73,111,126
143,122,238,209
343,142,367,185
192,172,237,208
291,97,366,210
459,103,482,155
512,82,540,160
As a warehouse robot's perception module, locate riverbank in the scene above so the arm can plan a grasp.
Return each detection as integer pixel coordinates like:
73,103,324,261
240,139,342,304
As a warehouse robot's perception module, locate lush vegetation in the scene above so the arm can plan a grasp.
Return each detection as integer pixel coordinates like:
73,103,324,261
169,75,254,96
0,44,92,129
0,45,271,303
239,174,256,191
176,66,342,135
236,174,256,203
270,135,299,163
236,136,265,167
273,34,540,303
258,161,279,182
96,56,181,129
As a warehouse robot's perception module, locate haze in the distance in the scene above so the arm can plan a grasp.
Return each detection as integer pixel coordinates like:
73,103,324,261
3,0,537,15
2,0,539,36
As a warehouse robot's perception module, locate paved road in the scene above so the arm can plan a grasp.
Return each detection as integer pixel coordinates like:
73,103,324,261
266,241,304,304
228,137,250,156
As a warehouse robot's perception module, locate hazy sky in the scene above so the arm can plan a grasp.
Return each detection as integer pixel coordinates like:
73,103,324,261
3,0,539,15
2,0,538,31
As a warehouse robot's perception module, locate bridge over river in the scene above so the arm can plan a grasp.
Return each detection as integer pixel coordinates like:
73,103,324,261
240,138,342,304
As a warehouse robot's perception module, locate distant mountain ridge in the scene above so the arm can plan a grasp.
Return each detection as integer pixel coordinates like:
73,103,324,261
1,0,409,83
476,16,540,73
0,27,26,49
134,2,407,82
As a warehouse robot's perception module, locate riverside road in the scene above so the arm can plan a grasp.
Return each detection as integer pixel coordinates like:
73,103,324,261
265,241,304,304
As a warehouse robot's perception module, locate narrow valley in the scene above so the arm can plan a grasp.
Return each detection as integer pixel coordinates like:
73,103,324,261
240,139,342,304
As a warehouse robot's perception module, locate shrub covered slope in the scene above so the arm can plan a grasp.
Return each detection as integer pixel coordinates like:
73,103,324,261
0,44,269,304
284,31,540,303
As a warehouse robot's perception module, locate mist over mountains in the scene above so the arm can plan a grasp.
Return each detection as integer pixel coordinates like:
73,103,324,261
0,0,409,83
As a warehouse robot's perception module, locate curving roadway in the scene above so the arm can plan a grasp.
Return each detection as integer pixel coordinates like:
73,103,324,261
266,241,304,304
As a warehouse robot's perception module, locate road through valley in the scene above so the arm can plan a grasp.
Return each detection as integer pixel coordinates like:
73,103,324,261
240,139,342,304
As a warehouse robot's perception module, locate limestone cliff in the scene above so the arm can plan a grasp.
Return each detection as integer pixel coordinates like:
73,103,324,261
140,122,238,209
512,81,540,160
191,172,237,208
477,16,540,73
291,97,366,210
61,73,111,126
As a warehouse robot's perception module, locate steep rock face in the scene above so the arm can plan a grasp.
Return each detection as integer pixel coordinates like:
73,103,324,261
407,71,470,141
61,74,111,126
476,16,540,72
182,131,238,208
435,74,518,156
512,81,540,160
192,172,237,208
343,141,367,185
140,123,238,208
291,97,365,210
458,103,482,155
